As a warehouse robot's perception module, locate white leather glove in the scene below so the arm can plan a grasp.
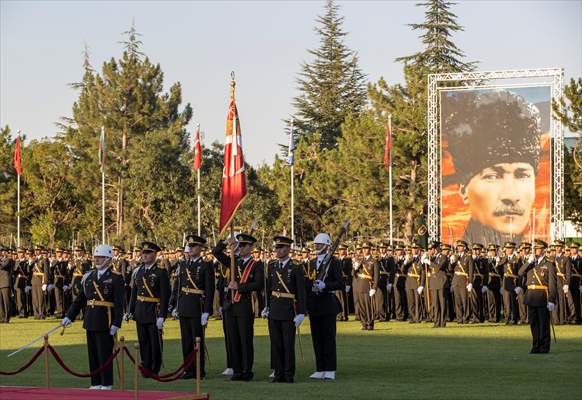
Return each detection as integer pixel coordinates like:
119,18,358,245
500,288,505,295
481,285,488,294
547,302,555,312
42,284,47,291
109,325,119,336
62,317,72,326
387,283,393,292
261,307,269,319
514,287,523,295
201,312,209,326
422,258,430,265
466,283,473,292
579,285,582,292
293,313,305,327
25,286,31,293
48,284,54,291
450,255,457,264
314,280,326,291
156,317,164,330
417,286,424,295
171,309,178,318
345,285,351,293
219,306,223,315
62,285,69,291
450,285,454,293
123,313,132,322
563,285,569,293
528,254,535,264
369,289,376,297
495,256,500,263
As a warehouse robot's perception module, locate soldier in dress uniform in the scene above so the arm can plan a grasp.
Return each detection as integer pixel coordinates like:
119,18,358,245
485,244,502,322
552,240,574,325
112,246,129,312
50,248,68,318
212,233,264,381
393,245,408,321
30,245,49,319
353,241,379,330
420,241,449,327
382,245,396,321
335,244,352,322
404,244,423,323
518,239,557,353
516,243,531,324
567,242,581,324
13,247,30,318
450,240,474,324
127,241,170,376
70,245,92,320
263,236,306,383
0,245,14,323
305,233,344,380
498,242,520,324
375,243,391,322
170,235,214,379
468,243,488,323
62,244,124,390
214,249,234,376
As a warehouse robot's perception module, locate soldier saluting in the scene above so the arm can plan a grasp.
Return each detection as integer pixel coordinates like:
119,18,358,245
127,241,170,376
170,235,214,379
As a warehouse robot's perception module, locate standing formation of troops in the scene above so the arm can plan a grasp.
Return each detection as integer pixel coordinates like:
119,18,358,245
2,233,580,388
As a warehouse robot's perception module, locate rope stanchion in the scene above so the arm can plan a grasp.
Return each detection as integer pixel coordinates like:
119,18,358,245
0,346,45,375
137,349,198,382
47,345,120,378
134,343,140,400
44,335,49,388
119,336,125,391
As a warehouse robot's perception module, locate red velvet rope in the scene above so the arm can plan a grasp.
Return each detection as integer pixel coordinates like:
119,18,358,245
122,346,198,382
48,345,120,378
0,346,45,375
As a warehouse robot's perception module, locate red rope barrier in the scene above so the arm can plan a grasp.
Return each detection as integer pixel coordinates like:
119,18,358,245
122,345,198,382
47,345,120,378
0,346,45,375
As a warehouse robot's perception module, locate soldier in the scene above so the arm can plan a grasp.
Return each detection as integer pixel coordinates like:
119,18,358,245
111,246,129,312
469,243,488,323
518,240,557,353
567,243,581,324
553,240,574,325
30,245,49,319
263,236,306,383
51,248,68,318
62,244,124,389
214,250,233,376
335,245,351,322
420,241,449,327
70,245,92,319
516,243,531,324
375,243,391,322
170,235,214,379
393,245,408,321
13,247,30,318
498,242,520,324
127,241,170,376
404,244,423,323
0,245,14,323
305,233,343,380
353,242,379,330
450,240,474,324
212,233,264,381
485,244,502,322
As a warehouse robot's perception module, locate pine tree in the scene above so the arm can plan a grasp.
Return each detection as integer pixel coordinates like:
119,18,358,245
0,126,18,241
293,0,367,149
397,0,475,72
553,78,582,133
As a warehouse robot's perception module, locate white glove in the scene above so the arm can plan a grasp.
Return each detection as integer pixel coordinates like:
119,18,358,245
387,283,393,292
156,317,164,330
123,313,131,321
48,284,54,291
500,288,505,295
62,317,72,326
422,258,430,265
450,285,454,293
417,286,424,295
345,285,351,293
369,289,376,297
495,256,500,263
481,285,488,294
450,255,457,264
563,285,569,293
109,325,119,336
579,285,582,292
514,287,523,295
261,307,269,319
62,285,69,291
466,283,473,292
547,302,555,312
42,284,47,291
25,286,31,293
528,255,535,264
219,306,223,315
293,313,305,327
201,312,209,326
171,309,178,318
314,280,326,291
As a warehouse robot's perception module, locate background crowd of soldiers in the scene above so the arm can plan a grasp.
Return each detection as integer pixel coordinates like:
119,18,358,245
1,238,581,328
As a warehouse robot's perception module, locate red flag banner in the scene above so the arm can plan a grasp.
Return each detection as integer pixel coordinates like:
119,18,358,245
13,135,22,176
219,79,246,233
193,123,201,170
384,120,391,173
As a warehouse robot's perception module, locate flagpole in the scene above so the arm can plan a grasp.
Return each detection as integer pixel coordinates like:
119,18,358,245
197,167,201,236
290,119,295,243
101,126,105,244
388,115,393,246
16,130,21,248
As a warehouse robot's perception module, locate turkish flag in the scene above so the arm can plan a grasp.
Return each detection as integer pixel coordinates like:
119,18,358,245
14,136,22,176
193,124,201,170
384,121,391,173
219,83,246,233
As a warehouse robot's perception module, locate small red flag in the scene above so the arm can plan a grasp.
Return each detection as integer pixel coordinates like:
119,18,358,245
219,79,247,233
384,121,391,173
14,135,22,176
193,124,201,171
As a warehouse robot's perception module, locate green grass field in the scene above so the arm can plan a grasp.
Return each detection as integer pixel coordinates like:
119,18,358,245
0,317,581,399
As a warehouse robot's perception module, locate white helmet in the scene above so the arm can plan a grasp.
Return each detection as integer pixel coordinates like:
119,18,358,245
93,244,113,258
313,233,331,246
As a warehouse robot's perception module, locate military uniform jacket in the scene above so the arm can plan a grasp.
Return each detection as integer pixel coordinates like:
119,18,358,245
14,258,30,288
469,256,488,288
51,259,68,288
170,257,214,317
337,257,353,288
30,257,49,286
71,259,92,295
129,263,170,324
0,256,13,289
404,256,423,290
305,256,344,317
266,259,306,321
554,254,572,286
378,256,394,284
353,256,379,288
518,257,557,307
212,241,264,318
485,258,501,290
112,257,129,282
451,253,473,288
421,253,448,290
570,255,581,287
498,255,519,290
66,267,124,331
394,257,407,288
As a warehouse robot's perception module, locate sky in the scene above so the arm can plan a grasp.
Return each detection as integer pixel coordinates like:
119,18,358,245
1,0,581,166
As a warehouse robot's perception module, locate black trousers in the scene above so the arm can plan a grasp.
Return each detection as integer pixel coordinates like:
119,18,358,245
179,316,205,376
136,323,163,375
431,288,446,327
486,288,501,322
0,288,10,322
225,313,254,376
269,318,296,381
453,286,469,322
394,285,407,320
375,284,387,321
222,311,232,369
335,289,349,321
528,306,551,352
502,289,518,323
309,314,336,372
469,288,483,322
54,287,65,318
15,287,28,317
86,330,114,386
